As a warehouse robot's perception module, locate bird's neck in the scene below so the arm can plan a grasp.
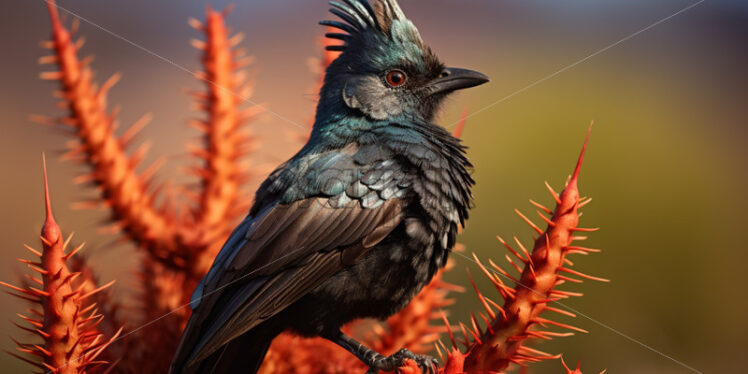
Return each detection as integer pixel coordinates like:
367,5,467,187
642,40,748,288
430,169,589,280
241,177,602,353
310,112,430,145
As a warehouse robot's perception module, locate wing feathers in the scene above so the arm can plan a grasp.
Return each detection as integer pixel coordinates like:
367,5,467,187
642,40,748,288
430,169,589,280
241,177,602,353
192,249,340,362
183,197,403,366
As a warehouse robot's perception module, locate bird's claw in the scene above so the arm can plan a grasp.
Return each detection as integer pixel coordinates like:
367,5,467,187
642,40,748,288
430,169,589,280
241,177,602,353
365,348,438,374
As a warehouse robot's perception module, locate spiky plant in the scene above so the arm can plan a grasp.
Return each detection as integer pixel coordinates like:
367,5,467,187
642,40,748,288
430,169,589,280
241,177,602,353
430,127,607,374
65,254,130,372
0,158,121,373
187,5,259,274
33,1,258,369
560,357,606,374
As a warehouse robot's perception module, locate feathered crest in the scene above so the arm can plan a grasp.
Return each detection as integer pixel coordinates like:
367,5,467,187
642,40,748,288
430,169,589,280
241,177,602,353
320,0,425,52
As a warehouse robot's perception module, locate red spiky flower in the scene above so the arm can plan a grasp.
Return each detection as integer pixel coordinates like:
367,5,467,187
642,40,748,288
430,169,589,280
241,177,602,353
36,1,183,269
34,2,258,369
36,0,257,277
187,4,260,275
432,126,607,374
1,157,121,373
560,356,606,374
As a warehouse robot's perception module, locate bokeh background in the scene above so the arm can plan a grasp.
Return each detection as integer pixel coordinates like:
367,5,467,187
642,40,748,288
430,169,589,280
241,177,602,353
1,0,746,372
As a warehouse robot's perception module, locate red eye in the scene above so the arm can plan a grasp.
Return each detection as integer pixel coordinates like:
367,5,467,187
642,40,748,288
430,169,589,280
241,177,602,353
385,70,407,87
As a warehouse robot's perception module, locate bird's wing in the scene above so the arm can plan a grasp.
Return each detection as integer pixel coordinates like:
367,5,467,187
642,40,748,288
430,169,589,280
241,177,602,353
180,194,403,365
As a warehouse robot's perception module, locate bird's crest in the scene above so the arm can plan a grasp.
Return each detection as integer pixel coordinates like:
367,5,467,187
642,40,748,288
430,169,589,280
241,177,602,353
321,0,427,53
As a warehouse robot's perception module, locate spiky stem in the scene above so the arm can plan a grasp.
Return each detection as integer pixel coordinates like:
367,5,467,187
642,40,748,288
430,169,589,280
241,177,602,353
430,127,606,374
188,6,259,275
1,157,121,373
127,257,187,373
561,356,606,374
66,254,127,370
463,127,599,371
40,1,184,269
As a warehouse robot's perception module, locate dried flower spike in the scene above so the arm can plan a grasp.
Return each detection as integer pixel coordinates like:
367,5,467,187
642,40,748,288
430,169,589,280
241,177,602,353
462,126,602,372
1,156,121,373
432,126,605,374
188,5,260,275
561,356,607,374
39,0,182,269
36,4,261,372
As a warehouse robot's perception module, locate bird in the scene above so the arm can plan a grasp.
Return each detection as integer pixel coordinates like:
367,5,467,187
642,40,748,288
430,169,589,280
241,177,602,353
169,0,488,373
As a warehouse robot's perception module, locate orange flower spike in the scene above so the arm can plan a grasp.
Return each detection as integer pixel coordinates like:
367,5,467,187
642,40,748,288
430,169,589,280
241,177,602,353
561,357,583,374
40,157,79,373
190,6,258,274
2,157,121,373
128,256,188,373
560,356,607,374
463,126,598,372
40,1,181,268
66,254,132,371
261,333,364,374
438,348,467,374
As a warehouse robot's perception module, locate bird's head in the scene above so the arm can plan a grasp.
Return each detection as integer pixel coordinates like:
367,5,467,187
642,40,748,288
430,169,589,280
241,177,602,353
316,0,489,125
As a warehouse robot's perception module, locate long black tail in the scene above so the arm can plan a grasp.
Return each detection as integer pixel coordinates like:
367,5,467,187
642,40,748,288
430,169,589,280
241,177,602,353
171,324,279,374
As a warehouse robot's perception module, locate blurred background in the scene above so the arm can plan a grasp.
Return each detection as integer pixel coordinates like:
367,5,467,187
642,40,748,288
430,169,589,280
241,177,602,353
0,0,745,372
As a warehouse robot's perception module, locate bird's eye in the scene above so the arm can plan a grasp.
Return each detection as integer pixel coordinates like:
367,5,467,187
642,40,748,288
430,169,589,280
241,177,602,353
385,70,407,88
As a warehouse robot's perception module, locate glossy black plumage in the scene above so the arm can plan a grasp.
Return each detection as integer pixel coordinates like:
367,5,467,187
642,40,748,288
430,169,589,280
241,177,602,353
170,1,486,373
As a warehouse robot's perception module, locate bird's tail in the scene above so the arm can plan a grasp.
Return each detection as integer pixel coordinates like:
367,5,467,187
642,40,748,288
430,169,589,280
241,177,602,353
170,323,279,374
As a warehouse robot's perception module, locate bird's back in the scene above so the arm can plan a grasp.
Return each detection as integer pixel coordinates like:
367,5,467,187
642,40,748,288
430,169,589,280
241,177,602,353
169,119,472,373
273,121,474,332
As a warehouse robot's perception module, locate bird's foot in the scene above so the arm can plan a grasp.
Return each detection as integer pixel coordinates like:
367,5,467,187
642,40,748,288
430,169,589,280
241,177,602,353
364,348,438,374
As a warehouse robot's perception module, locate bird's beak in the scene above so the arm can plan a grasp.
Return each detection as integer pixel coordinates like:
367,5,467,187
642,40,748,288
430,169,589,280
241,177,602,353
422,67,489,97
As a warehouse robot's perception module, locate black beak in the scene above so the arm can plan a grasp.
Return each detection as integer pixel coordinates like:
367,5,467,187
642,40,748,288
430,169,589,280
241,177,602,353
422,67,489,97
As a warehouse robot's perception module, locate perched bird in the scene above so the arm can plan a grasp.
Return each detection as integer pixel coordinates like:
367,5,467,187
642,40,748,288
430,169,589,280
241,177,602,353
170,0,488,373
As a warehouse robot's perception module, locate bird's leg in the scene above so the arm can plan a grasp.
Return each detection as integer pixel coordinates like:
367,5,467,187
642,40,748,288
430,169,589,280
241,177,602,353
324,330,437,374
